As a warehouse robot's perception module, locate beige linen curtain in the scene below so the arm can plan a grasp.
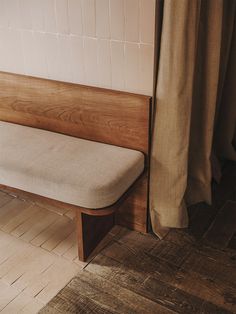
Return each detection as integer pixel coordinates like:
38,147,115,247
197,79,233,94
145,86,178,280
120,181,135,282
150,0,236,237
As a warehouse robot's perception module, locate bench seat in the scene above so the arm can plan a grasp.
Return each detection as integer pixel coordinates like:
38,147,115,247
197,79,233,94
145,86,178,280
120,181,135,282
0,121,144,209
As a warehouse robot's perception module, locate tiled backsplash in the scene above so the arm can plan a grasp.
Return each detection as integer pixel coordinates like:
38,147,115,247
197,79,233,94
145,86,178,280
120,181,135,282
0,0,155,95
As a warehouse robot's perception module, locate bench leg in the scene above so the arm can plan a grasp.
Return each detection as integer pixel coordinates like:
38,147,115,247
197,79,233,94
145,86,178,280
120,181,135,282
76,210,115,262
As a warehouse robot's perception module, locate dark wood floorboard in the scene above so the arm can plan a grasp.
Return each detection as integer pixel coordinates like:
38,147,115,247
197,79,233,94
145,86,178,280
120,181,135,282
203,201,236,248
40,161,236,314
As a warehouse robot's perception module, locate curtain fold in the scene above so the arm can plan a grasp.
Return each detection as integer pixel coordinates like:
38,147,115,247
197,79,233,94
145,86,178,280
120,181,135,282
150,0,236,237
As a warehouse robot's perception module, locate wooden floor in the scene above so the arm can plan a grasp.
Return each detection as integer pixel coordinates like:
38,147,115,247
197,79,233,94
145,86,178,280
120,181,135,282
39,162,236,314
0,187,90,313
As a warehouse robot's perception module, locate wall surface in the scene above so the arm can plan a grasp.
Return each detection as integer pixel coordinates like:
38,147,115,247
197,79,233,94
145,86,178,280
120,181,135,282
0,0,155,95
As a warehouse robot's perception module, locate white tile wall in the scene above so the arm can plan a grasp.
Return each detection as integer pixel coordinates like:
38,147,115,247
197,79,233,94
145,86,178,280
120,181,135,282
125,0,139,42
0,0,155,95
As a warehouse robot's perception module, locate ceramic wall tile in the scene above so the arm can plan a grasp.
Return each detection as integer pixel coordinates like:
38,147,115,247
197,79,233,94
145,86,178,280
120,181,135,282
55,0,69,34
69,35,85,83
124,0,139,42
0,28,24,73
125,42,140,92
82,0,96,37
0,0,8,28
98,39,111,88
111,40,125,91
43,0,57,33
41,33,60,80
110,0,124,41
140,0,155,44
30,0,45,32
96,0,110,39
0,0,155,95
84,37,98,85
139,44,154,94
21,30,47,77
19,0,32,30
68,0,83,35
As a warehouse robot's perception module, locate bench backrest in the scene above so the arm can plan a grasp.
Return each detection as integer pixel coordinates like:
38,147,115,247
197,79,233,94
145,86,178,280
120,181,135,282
0,72,151,154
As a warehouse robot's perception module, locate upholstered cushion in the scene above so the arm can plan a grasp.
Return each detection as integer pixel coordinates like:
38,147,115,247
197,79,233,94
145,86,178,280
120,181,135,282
0,121,144,208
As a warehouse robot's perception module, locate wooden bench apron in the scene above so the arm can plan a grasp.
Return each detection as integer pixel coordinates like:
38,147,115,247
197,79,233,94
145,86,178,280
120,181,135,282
0,71,151,261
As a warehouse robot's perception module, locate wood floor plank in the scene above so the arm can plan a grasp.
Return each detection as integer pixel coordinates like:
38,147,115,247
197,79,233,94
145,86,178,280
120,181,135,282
23,258,81,303
11,206,57,238
41,218,75,251
212,171,236,209
0,191,14,208
115,228,158,252
164,228,236,268
0,189,88,313
62,243,78,261
40,272,175,314
101,240,178,281
0,292,33,314
38,306,59,314
40,294,115,314
0,198,31,228
142,275,232,314
0,243,34,279
86,251,232,314
18,298,44,314
3,246,55,289
2,204,39,233
175,250,236,312
2,247,39,286
228,233,236,249
0,280,20,311
20,210,60,243
188,202,218,239
188,166,236,240
101,235,236,312
52,232,76,256
164,228,196,247
0,231,28,265
193,244,236,269
203,201,236,248
149,240,192,267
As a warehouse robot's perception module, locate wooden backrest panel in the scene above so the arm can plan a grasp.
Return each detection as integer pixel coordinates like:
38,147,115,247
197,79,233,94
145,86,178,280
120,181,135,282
0,72,151,153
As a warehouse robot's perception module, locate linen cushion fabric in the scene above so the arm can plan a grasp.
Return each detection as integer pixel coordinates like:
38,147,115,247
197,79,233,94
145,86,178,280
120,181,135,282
0,121,144,209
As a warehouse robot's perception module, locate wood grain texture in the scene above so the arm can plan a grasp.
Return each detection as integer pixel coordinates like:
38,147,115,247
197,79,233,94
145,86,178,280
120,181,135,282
40,271,175,314
40,161,236,314
203,201,236,248
77,211,114,262
0,71,151,154
115,173,148,233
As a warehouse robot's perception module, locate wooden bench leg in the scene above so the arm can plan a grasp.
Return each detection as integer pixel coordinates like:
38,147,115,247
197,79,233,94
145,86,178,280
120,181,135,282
76,210,115,262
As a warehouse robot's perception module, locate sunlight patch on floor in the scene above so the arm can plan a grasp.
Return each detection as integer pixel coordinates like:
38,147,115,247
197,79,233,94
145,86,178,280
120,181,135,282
0,188,85,313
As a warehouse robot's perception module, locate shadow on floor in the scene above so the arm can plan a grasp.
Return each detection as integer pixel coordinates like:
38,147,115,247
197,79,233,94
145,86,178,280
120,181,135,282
40,162,236,314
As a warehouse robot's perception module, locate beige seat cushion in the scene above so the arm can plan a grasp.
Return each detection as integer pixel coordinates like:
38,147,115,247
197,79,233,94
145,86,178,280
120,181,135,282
0,121,144,208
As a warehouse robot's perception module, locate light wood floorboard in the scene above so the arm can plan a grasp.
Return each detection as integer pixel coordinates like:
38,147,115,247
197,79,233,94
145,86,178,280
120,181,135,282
0,189,87,313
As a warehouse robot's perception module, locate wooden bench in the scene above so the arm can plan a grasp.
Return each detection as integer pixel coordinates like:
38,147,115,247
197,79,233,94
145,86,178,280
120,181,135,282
0,72,151,261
